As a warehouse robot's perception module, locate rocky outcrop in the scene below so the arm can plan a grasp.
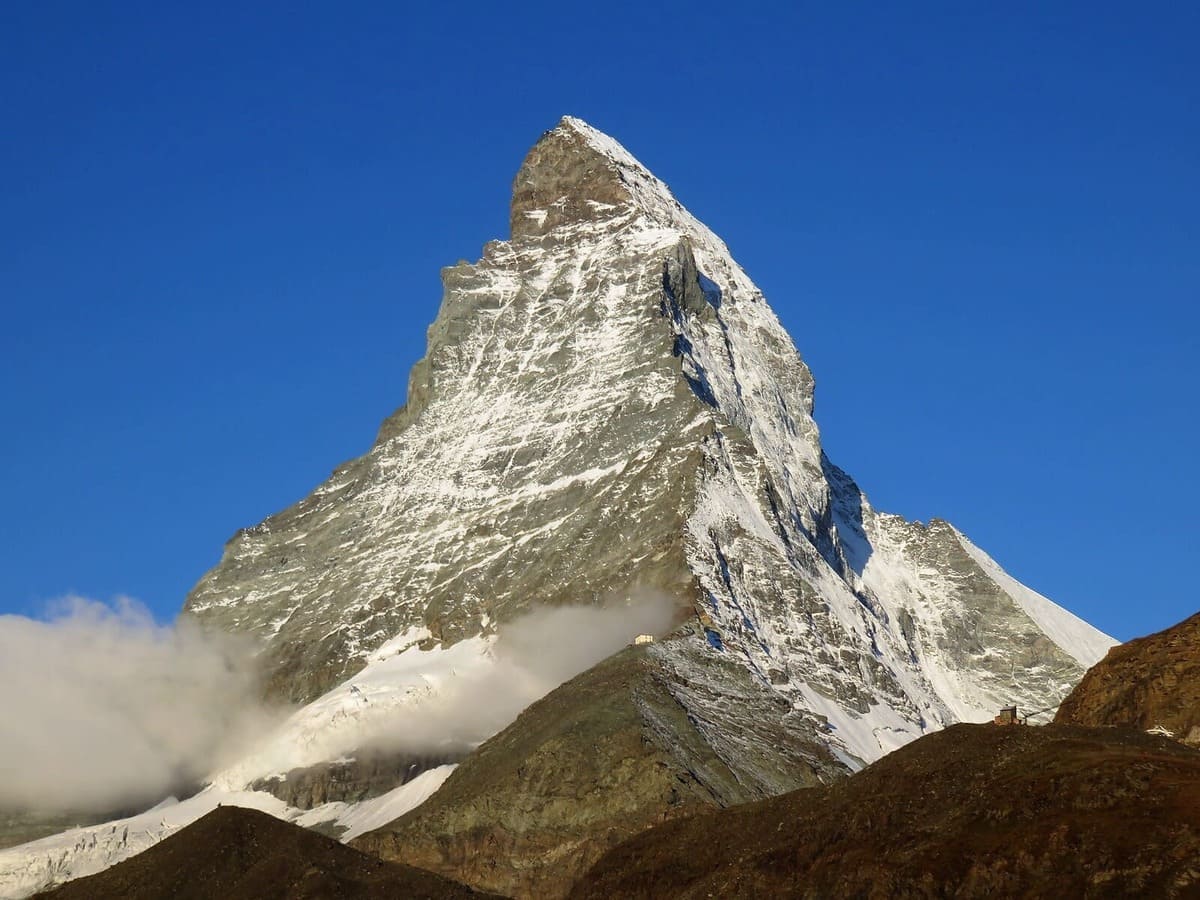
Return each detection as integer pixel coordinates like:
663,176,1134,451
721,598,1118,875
351,635,842,899
571,723,1200,899
1056,610,1200,744
34,806,498,900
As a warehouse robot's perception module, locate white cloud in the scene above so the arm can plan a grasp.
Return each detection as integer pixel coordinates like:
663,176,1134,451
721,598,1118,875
0,597,282,813
366,590,680,755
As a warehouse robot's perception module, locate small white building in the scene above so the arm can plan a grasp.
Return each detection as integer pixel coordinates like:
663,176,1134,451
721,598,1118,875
633,634,655,646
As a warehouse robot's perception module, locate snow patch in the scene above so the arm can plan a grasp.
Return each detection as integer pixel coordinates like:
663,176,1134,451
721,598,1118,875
297,765,457,841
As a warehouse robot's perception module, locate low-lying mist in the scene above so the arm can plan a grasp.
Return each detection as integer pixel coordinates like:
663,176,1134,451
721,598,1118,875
367,590,682,755
0,590,683,817
0,597,281,814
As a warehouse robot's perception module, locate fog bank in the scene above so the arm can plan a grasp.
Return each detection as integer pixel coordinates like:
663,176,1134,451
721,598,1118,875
0,597,280,813
368,590,681,754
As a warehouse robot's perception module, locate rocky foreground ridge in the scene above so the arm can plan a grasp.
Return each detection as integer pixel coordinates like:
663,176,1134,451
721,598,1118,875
43,720,1200,899
34,807,496,900
1056,610,1200,744
351,640,842,898
570,723,1200,899
568,608,1200,899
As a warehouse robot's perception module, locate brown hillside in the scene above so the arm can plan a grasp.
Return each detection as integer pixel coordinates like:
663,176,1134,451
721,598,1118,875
570,724,1200,899
35,806,499,900
351,642,841,899
1056,610,1200,744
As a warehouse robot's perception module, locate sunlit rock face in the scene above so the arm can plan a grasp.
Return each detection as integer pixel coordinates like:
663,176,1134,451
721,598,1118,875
183,116,1114,765
1056,609,1200,744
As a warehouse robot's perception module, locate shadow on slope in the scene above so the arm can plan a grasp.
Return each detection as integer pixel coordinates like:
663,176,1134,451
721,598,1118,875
35,806,498,900
571,723,1200,899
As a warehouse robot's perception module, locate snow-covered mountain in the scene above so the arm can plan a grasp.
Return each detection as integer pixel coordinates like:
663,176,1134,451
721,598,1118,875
185,115,1111,745
0,117,1115,897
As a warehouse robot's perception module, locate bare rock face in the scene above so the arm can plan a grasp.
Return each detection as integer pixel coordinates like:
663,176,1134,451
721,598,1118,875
248,752,458,813
1056,610,1200,745
510,123,637,238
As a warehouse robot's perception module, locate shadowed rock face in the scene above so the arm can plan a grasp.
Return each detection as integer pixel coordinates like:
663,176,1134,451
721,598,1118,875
1056,610,1200,744
33,806,498,900
351,637,843,899
570,724,1200,900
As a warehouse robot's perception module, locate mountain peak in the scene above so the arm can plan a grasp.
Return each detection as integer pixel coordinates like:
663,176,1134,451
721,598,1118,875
509,117,678,239
182,116,1110,732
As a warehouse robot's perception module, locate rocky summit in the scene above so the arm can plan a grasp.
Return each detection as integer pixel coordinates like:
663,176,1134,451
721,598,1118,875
0,118,1118,899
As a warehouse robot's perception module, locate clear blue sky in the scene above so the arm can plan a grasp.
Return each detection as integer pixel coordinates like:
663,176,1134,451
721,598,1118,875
2,2,1196,641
